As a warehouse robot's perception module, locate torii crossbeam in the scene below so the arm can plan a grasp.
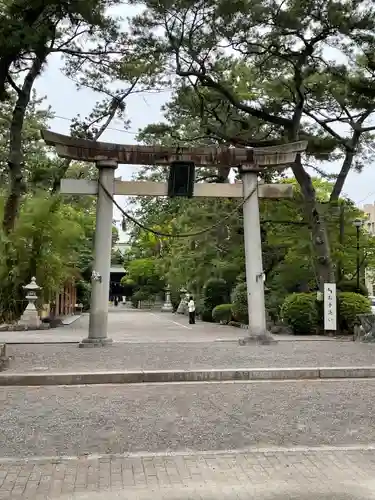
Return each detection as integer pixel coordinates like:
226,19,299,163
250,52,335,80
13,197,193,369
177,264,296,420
41,130,307,346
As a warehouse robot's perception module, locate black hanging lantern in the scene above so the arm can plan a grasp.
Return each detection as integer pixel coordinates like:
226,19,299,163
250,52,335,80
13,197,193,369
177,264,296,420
168,161,195,198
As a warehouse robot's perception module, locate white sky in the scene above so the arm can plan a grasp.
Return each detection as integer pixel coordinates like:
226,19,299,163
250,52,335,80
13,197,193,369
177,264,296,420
33,3,375,235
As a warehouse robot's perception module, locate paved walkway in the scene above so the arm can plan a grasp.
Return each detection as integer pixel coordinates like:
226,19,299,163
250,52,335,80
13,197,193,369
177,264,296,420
1,446,375,499
0,310,334,344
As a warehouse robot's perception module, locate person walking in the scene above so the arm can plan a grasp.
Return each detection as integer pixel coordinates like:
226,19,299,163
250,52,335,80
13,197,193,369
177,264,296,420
188,296,196,325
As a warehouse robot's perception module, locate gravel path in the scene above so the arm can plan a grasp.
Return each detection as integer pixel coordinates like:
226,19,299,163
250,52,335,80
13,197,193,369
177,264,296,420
6,341,375,372
0,380,374,457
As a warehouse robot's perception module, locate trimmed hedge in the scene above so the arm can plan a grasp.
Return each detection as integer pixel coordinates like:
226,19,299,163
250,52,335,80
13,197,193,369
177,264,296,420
280,293,318,335
231,282,248,325
338,292,371,332
212,304,232,324
281,291,372,334
201,278,229,322
201,307,214,322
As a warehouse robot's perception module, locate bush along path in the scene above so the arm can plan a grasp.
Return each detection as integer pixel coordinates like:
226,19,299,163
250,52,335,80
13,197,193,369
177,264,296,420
200,275,372,337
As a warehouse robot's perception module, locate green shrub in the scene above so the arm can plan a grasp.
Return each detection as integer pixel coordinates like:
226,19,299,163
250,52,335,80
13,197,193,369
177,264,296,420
279,291,371,335
131,289,151,308
75,280,91,311
338,292,371,332
280,293,318,335
231,282,248,325
202,278,229,322
212,304,232,324
203,278,229,307
265,291,286,322
201,307,214,322
337,280,368,297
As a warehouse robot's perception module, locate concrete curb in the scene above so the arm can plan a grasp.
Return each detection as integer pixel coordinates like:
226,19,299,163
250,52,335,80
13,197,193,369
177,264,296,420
2,443,375,464
61,314,82,326
0,338,353,345
1,366,375,386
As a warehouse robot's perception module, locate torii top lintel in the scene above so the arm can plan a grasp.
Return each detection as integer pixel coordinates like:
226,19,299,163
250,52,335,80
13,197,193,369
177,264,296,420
41,130,307,169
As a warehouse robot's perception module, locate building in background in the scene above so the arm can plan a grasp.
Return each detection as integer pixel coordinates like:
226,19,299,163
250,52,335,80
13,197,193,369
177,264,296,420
114,226,130,256
363,202,375,296
363,203,375,236
110,222,130,301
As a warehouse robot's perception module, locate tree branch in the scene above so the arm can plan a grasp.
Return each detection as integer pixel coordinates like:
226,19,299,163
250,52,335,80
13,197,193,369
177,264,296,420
174,63,292,129
330,130,361,202
304,109,347,145
359,125,375,133
51,80,139,193
5,74,21,95
206,125,280,147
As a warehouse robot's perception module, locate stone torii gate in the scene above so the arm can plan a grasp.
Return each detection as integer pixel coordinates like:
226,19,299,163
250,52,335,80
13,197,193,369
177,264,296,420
41,130,307,346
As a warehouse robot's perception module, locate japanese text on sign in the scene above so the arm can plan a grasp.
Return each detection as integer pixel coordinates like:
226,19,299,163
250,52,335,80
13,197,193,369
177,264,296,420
324,283,337,331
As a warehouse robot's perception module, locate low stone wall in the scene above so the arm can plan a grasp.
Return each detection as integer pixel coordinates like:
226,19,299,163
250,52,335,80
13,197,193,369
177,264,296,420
0,323,50,332
228,321,293,335
354,314,375,342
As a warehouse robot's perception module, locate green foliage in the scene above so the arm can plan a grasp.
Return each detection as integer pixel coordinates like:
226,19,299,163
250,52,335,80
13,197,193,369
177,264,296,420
0,193,96,322
111,248,124,266
212,304,232,324
131,289,152,308
130,0,375,289
0,0,168,322
337,280,368,297
126,257,164,297
119,278,136,298
128,83,375,310
75,280,92,311
231,282,248,325
201,278,229,322
265,290,286,323
338,292,371,332
280,291,371,335
281,293,319,335
200,307,214,322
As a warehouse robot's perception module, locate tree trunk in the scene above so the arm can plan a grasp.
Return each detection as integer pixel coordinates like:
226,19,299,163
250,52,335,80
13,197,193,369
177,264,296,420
3,51,47,233
292,155,335,290
330,131,360,202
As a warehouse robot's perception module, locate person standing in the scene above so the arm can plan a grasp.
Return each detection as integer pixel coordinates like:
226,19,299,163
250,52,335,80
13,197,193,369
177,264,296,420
188,296,196,325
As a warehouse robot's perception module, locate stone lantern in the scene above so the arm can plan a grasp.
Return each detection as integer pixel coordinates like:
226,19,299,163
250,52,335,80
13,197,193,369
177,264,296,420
18,277,41,328
176,286,188,314
161,284,174,312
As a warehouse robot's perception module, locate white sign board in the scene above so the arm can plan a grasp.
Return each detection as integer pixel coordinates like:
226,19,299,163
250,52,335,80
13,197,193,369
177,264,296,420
324,283,337,331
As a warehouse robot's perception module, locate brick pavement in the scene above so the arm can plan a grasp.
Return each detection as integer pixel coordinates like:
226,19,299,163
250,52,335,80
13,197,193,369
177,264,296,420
1,447,375,499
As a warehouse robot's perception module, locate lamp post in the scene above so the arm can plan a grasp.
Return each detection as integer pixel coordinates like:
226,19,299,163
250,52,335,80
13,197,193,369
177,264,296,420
353,219,363,292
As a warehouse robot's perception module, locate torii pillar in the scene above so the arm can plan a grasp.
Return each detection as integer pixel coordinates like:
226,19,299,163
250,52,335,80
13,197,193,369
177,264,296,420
41,130,307,346
82,159,118,347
